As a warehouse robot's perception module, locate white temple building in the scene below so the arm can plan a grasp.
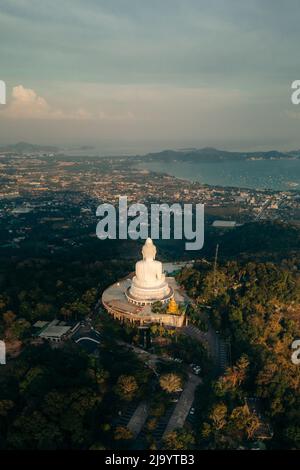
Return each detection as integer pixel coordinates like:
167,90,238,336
102,238,187,327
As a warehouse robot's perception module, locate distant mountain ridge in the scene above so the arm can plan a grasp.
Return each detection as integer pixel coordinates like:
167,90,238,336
1,142,300,160
0,142,59,153
144,147,300,162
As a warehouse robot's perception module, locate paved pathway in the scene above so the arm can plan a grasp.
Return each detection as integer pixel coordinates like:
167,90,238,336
183,324,209,347
162,373,201,438
183,323,229,374
127,401,149,438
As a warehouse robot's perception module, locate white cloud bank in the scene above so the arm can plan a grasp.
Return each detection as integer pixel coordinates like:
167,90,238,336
0,85,93,120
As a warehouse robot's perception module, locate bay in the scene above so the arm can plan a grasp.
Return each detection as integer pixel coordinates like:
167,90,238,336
137,159,300,191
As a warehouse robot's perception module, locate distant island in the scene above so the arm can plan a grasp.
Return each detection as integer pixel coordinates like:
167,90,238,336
1,142,300,161
0,141,59,153
143,147,300,162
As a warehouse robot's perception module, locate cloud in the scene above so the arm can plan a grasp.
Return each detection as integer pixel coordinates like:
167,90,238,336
0,85,136,121
1,85,68,119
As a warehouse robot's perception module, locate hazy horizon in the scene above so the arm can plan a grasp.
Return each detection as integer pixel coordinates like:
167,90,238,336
2,139,300,158
1,1,300,151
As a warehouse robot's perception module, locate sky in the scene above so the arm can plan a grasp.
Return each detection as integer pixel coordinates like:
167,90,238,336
0,0,300,154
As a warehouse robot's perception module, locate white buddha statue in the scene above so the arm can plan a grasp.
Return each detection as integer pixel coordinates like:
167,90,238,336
129,238,171,302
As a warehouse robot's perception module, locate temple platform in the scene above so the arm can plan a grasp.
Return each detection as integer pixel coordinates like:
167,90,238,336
102,274,187,328
125,285,174,306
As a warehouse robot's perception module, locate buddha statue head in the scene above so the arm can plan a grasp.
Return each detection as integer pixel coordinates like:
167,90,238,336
142,238,156,261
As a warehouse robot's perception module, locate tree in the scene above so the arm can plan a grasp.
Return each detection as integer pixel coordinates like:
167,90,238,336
229,405,261,440
0,295,9,312
151,301,163,313
215,355,249,396
163,429,195,450
9,319,31,340
90,443,106,450
147,418,158,431
3,311,16,326
82,288,97,307
115,375,138,401
209,403,227,431
7,411,63,449
114,426,133,441
0,400,14,417
285,426,300,449
159,373,182,393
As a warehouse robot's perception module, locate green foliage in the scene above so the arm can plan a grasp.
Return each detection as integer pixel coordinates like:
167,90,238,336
179,257,300,449
151,301,164,313
159,373,182,393
0,344,107,449
167,334,211,374
115,375,138,401
114,426,133,441
163,429,195,450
